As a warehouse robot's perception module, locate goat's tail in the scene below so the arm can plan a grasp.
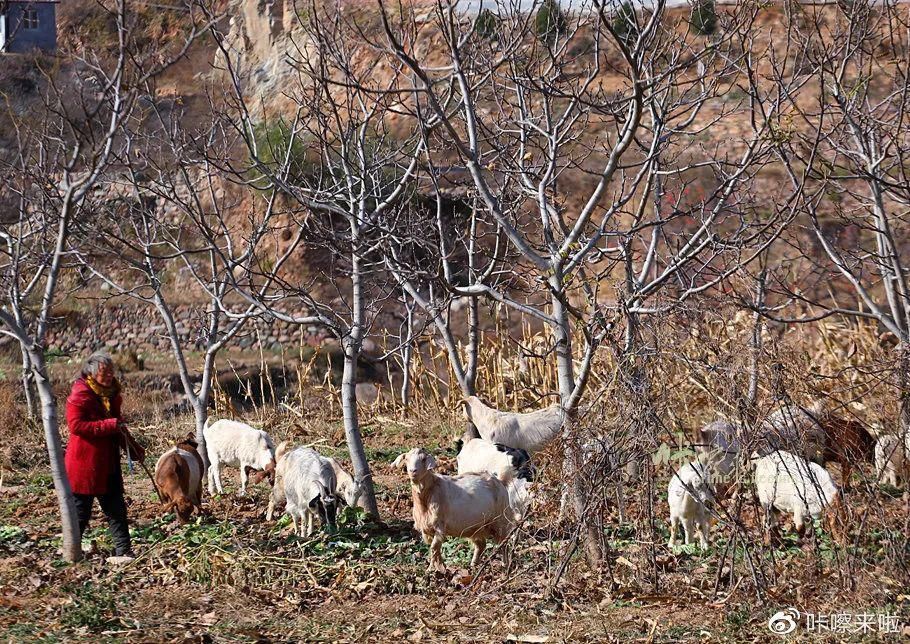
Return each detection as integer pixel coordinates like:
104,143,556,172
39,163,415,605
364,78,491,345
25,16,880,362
275,440,290,462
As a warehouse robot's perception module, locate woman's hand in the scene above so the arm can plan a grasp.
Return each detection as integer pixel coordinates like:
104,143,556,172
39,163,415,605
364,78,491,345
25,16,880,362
129,440,146,464
118,423,146,463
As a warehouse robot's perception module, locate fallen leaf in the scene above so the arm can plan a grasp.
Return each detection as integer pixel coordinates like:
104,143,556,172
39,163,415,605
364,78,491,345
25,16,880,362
616,557,636,569
506,635,550,643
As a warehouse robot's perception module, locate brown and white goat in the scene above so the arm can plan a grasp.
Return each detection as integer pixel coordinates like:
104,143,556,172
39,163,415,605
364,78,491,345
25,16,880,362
154,434,204,524
820,416,875,489
393,447,514,574
762,402,874,489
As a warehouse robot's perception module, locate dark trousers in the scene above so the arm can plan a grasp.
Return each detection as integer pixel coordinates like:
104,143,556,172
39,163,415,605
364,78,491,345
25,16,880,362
73,474,132,556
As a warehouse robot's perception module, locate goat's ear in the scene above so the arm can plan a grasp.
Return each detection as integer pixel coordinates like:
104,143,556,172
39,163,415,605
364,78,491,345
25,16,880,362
425,453,438,470
308,495,319,509
391,453,406,470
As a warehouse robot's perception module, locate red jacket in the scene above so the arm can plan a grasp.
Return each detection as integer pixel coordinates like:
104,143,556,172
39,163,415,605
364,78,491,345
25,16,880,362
64,378,124,495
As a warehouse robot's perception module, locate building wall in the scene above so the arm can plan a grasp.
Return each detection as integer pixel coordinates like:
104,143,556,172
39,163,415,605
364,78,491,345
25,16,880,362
2,4,56,53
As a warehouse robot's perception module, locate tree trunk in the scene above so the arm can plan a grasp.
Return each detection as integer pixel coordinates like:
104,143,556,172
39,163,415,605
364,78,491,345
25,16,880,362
465,294,479,394
343,250,379,517
20,346,38,419
28,346,82,563
899,342,910,440
342,337,379,517
743,270,766,425
550,279,602,568
399,303,414,414
193,401,210,472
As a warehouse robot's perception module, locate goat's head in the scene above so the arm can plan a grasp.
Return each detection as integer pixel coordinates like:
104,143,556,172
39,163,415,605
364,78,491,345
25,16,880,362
165,497,195,525
247,460,276,486
392,447,437,482
309,481,338,531
461,396,478,422
338,477,364,508
181,432,198,449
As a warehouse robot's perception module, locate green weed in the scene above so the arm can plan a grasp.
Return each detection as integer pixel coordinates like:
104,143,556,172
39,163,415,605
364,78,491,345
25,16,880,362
60,582,119,632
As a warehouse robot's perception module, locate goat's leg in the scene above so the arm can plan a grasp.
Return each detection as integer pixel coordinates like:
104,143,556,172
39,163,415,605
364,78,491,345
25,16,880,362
211,462,224,495
266,497,275,522
502,536,513,572
470,538,486,567
697,510,710,550
668,515,679,547
290,513,299,535
793,510,807,544
762,505,775,546
238,465,248,496
682,516,696,545
429,533,447,574
306,511,316,537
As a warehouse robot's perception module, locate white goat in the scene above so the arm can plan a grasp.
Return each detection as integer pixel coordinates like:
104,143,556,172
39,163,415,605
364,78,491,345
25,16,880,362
875,435,907,487
457,438,535,522
752,450,841,540
456,438,533,484
393,447,514,573
667,458,717,549
203,419,276,496
267,443,340,536
462,395,564,454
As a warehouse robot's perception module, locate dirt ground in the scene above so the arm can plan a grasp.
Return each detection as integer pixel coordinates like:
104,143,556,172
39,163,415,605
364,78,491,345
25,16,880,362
0,357,909,642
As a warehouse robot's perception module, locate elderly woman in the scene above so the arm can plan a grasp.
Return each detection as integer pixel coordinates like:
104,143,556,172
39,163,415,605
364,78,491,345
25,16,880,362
64,351,145,559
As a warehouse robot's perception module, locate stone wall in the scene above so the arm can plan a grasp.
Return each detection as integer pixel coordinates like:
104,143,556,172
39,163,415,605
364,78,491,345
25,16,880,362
44,304,330,356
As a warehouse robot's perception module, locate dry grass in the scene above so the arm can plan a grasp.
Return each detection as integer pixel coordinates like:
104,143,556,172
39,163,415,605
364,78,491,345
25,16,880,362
0,308,908,640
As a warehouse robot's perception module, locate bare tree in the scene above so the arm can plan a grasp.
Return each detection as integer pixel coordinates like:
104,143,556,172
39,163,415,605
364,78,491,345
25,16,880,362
374,0,783,565
751,0,910,434
0,0,211,560
202,2,430,517
71,110,295,472
385,190,509,411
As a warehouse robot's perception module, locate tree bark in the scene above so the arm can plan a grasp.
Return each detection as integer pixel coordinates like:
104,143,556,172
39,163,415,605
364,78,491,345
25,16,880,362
342,251,379,517
551,278,602,567
20,346,38,420
743,270,766,425
28,346,82,563
899,342,910,440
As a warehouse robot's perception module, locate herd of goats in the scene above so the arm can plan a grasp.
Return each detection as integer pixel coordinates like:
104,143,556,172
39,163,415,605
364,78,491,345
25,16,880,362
152,395,910,574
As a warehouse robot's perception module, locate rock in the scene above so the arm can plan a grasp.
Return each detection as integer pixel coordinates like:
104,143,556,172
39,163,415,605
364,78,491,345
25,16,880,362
356,383,380,405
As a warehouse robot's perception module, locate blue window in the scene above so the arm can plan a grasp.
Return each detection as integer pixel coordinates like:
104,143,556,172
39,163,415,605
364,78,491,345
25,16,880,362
23,8,40,30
